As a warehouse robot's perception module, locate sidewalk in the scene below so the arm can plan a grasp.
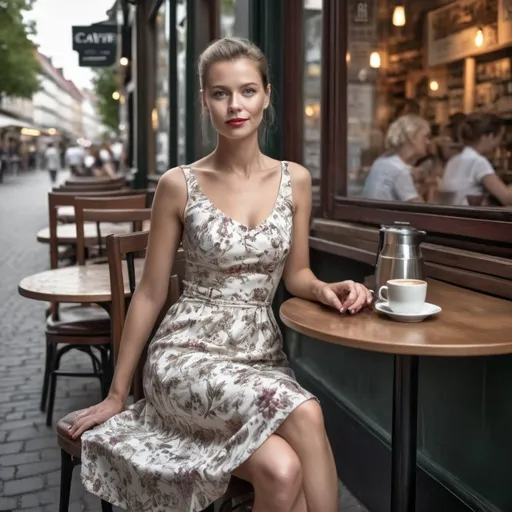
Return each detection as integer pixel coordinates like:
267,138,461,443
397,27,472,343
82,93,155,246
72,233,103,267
0,171,366,511
0,171,117,511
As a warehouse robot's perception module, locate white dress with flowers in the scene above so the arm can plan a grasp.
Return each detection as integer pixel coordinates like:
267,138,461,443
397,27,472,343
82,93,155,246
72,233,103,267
80,161,315,511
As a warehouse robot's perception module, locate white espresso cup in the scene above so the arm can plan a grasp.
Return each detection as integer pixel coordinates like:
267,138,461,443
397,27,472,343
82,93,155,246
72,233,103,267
378,279,427,314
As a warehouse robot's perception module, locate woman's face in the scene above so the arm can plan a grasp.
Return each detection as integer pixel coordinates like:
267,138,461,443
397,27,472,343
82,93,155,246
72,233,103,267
201,58,270,141
410,129,430,158
482,127,504,154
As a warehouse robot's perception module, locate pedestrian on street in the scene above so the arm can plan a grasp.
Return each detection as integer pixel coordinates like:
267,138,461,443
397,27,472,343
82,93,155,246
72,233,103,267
44,142,60,185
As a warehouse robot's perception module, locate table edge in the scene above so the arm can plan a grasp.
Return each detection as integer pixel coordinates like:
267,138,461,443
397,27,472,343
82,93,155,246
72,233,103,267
279,300,512,357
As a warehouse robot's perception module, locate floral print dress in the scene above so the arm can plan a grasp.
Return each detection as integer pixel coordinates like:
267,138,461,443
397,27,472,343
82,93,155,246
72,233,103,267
81,161,316,511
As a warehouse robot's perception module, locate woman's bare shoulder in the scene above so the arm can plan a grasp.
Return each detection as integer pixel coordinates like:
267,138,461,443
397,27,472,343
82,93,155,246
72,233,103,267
153,167,188,213
286,161,312,189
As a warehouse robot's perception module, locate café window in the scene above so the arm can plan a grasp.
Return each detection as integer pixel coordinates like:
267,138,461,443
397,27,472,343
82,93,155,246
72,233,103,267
154,0,171,173
344,0,512,207
220,0,250,38
304,0,322,186
177,0,187,164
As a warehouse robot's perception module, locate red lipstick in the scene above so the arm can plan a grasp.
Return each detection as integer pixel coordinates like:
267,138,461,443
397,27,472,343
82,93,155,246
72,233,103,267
226,118,248,127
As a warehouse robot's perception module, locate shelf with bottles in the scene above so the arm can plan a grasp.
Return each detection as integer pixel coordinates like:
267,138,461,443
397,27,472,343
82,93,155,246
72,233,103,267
487,119,512,178
474,57,512,114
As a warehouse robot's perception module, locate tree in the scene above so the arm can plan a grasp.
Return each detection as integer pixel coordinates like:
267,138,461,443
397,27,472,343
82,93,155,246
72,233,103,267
0,0,40,100
91,66,119,133
221,0,235,15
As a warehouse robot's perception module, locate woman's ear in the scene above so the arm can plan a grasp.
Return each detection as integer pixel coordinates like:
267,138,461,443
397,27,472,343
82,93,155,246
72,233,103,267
200,89,208,111
264,84,271,109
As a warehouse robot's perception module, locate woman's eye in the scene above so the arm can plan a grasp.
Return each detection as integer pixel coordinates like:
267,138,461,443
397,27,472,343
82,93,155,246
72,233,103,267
213,91,226,98
243,88,256,96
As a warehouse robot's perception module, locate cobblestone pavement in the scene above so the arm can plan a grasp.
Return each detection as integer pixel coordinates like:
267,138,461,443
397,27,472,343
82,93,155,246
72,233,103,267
0,170,366,511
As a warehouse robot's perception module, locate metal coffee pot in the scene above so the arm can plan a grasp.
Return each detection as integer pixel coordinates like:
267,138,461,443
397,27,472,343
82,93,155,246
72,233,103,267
375,222,426,291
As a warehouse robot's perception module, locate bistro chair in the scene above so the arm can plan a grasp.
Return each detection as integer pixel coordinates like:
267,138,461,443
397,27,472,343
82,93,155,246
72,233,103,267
56,232,253,512
56,180,126,193
52,188,154,223
42,195,148,426
73,194,148,266
64,175,127,188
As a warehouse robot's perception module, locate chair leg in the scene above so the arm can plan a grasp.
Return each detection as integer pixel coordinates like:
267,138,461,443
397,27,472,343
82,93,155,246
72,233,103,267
40,342,53,412
46,367,58,427
99,346,111,399
59,449,75,512
101,500,113,512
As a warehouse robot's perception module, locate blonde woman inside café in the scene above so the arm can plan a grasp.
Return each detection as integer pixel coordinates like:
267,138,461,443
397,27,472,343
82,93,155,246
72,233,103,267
361,111,512,206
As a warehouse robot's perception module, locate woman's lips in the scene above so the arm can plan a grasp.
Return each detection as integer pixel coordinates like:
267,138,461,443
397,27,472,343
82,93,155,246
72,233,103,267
226,118,248,127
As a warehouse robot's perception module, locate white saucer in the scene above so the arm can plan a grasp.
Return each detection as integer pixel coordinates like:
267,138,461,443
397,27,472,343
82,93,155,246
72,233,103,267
375,302,442,323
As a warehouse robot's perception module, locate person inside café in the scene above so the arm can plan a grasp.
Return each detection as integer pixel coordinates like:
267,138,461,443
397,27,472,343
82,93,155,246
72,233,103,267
413,113,466,203
438,112,512,206
361,113,430,202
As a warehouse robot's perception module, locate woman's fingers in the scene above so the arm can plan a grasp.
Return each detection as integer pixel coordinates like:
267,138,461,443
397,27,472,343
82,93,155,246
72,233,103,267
71,416,98,439
69,406,100,437
323,287,343,312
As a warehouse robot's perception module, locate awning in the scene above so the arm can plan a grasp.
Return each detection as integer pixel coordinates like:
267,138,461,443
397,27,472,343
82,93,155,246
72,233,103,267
0,113,41,132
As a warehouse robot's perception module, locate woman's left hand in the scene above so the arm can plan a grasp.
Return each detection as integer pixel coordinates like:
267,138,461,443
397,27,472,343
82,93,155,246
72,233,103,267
315,280,373,314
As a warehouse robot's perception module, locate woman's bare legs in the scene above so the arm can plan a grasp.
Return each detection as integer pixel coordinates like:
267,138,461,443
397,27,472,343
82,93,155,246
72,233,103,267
233,434,305,512
276,400,338,512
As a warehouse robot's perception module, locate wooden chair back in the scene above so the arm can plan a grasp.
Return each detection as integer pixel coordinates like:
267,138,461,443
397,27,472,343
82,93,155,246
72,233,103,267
74,195,147,265
106,232,183,401
51,188,153,198
64,176,127,187
57,181,125,192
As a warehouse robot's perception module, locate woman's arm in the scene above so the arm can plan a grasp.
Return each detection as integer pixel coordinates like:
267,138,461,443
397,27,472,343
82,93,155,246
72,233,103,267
482,174,512,206
69,167,187,438
282,163,372,314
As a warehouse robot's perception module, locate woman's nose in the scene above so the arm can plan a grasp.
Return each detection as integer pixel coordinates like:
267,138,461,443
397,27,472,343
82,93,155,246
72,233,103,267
228,96,242,112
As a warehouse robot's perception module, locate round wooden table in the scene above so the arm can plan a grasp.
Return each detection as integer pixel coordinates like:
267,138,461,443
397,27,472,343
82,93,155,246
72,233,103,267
57,206,75,222
18,260,145,304
280,279,512,512
36,222,132,245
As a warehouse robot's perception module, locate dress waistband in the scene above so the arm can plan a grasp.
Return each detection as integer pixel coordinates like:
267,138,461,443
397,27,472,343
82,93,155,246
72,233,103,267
181,292,271,308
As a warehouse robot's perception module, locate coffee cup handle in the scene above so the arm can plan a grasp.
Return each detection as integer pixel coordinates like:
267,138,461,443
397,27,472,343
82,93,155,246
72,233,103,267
378,286,388,302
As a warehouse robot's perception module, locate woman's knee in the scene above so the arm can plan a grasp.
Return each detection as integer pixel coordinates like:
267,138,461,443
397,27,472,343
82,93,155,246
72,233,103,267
279,399,326,441
234,435,303,507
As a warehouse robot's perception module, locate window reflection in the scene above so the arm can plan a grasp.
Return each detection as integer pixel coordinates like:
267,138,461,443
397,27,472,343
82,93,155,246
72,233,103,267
177,0,187,164
220,0,250,38
348,0,512,207
304,0,322,185
155,1,170,173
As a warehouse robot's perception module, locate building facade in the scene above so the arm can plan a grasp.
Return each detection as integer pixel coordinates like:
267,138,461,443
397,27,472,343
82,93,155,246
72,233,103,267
117,2,512,512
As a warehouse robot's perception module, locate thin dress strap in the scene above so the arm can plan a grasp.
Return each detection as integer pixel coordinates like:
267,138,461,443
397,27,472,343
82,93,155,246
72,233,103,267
280,161,292,203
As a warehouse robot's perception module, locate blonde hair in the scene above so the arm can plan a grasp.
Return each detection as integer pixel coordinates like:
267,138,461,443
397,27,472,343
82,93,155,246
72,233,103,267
197,37,276,141
385,114,430,151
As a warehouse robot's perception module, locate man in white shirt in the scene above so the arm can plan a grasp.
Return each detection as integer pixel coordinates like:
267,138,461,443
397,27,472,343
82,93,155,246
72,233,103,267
65,145,85,176
44,143,60,185
110,139,123,172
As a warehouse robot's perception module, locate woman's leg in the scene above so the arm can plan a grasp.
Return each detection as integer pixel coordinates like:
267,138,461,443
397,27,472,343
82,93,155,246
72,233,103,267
233,434,304,512
276,400,338,512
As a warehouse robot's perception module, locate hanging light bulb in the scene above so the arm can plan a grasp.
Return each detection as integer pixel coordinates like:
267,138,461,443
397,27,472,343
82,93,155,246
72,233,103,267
475,27,484,47
369,51,381,69
392,5,406,27
429,80,439,91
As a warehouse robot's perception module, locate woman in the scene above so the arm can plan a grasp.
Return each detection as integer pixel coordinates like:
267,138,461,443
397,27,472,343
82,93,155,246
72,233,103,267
361,114,430,202
70,37,372,512
414,114,466,203
439,113,512,205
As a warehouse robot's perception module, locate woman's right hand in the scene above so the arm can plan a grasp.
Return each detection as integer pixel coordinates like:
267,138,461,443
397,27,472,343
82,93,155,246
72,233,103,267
68,395,125,439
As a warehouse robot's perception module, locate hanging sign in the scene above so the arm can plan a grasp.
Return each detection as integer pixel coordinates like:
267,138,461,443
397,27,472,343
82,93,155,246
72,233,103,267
72,23,118,67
